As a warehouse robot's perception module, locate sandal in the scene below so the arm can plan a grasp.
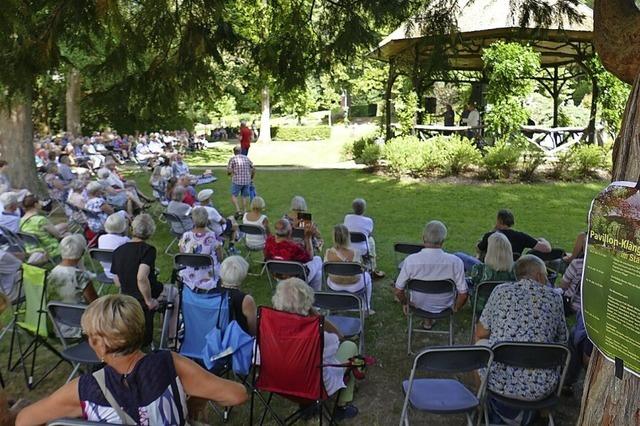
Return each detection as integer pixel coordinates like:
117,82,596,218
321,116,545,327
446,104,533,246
372,270,386,279
422,319,435,330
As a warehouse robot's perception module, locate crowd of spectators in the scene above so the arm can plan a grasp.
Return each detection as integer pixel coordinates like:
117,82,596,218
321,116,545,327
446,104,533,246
0,128,593,425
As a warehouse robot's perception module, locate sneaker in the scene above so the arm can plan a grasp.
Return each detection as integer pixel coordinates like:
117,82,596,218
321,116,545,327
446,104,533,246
334,404,358,421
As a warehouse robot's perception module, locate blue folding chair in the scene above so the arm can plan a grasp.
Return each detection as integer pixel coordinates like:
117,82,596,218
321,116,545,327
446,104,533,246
400,346,493,426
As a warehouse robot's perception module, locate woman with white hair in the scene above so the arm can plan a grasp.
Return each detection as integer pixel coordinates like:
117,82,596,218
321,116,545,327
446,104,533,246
84,182,115,233
16,294,248,426
325,224,373,313
272,278,360,421
469,232,515,312
284,195,323,251
217,256,257,335
111,214,179,346
47,234,98,306
178,207,222,292
242,196,270,249
98,213,131,279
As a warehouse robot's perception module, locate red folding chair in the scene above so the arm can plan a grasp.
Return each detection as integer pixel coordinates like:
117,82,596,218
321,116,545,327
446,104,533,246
250,306,337,425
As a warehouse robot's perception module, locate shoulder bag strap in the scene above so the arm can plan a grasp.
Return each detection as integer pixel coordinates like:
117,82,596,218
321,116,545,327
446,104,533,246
92,369,137,425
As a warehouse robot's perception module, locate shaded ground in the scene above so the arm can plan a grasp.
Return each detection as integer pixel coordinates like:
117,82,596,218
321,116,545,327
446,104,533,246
1,168,602,425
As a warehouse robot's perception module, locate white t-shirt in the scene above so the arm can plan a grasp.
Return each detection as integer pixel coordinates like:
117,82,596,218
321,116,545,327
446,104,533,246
343,214,374,255
98,234,131,279
203,205,224,236
242,213,267,249
467,109,480,127
395,248,467,313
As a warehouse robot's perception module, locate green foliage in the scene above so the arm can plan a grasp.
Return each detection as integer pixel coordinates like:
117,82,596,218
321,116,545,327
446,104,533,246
359,144,382,167
482,141,523,179
518,148,547,181
347,135,378,160
394,91,419,136
569,144,609,179
383,136,434,177
350,104,378,117
432,136,482,176
557,107,574,127
483,42,540,140
588,55,631,136
272,125,331,141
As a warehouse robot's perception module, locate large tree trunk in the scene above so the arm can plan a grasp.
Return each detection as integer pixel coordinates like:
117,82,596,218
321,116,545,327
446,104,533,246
65,68,82,136
257,86,271,143
0,87,43,194
577,73,640,426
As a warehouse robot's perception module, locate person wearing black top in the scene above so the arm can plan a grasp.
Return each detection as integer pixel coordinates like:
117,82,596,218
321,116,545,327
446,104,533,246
477,209,553,260
217,256,257,336
111,214,178,346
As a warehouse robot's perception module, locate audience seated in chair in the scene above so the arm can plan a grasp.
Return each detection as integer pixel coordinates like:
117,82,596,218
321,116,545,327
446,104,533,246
0,192,21,233
217,256,257,336
474,255,568,424
0,248,23,303
20,194,67,263
196,189,235,241
272,278,359,421
468,232,515,309
166,186,194,232
242,196,270,250
394,220,468,330
343,198,385,279
111,214,178,347
97,213,131,280
264,219,323,291
284,195,323,251
85,182,120,234
178,207,223,291
324,224,373,313
15,294,248,426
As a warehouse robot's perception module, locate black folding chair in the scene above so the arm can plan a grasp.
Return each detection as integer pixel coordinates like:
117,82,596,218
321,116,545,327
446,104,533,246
238,224,267,275
265,260,308,289
313,291,365,354
400,346,494,426
88,249,115,295
469,281,504,343
393,243,423,273
47,302,101,383
162,212,193,255
487,342,571,426
349,232,372,270
406,279,456,354
322,262,369,312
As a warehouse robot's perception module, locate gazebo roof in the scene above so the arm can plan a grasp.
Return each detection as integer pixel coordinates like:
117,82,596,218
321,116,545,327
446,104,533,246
372,0,594,71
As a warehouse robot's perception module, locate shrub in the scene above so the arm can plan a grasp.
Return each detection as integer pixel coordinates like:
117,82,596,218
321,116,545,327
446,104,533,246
433,136,482,176
570,144,608,179
549,150,573,180
272,125,331,141
382,136,434,177
359,144,382,167
518,148,546,181
482,141,523,179
394,91,419,136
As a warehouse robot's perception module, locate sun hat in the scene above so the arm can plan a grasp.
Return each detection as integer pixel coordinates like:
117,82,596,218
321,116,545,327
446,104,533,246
197,189,214,202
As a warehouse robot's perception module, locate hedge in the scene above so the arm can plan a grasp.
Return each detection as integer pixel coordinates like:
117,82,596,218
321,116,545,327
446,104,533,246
272,125,331,141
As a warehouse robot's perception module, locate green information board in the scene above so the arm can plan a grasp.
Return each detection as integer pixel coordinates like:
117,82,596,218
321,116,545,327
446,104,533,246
583,181,640,377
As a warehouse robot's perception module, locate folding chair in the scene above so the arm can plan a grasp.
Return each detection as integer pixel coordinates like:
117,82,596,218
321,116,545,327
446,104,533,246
313,291,365,354
88,249,115,295
79,208,105,247
265,260,308,290
238,224,267,274
47,302,101,383
406,279,456,354
250,307,337,426
322,262,368,311
400,346,493,426
393,243,423,274
47,419,106,425
348,232,371,271
468,281,504,343
162,212,192,255
8,264,67,389
487,342,571,426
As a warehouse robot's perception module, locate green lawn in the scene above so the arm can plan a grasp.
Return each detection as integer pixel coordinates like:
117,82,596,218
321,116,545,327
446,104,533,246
1,167,605,425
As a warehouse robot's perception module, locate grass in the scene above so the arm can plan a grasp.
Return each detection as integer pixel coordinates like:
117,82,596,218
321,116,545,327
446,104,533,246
0,167,605,425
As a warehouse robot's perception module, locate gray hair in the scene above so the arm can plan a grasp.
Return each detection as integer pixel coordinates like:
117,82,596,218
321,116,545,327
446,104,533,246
0,192,18,209
104,213,128,235
272,278,314,316
484,232,513,272
97,168,110,179
514,255,547,282
274,218,292,237
86,182,103,196
172,186,186,202
352,198,366,215
250,196,265,211
59,234,87,260
290,196,307,212
131,214,156,240
191,207,209,228
219,256,249,288
423,220,447,246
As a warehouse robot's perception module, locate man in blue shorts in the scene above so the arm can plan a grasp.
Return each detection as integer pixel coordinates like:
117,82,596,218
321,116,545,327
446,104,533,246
227,146,254,218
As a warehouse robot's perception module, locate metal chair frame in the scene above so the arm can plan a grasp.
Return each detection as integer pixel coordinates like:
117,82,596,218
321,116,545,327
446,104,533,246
313,291,365,354
349,232,372,271
238,224,267,275
88,248,115,295
468,281,504,343
162,212,192,255
322,261,369,312
265,260,308,290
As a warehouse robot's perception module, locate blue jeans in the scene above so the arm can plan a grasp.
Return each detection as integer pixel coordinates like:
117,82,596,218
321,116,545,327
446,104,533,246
453,252,482,272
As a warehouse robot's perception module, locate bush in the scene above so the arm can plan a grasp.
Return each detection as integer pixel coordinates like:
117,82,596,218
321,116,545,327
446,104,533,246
549,150,573,180
518,148,546,181
272,125,331,141
350,104,377,117
433,136,482,176
570,144,608,179
359,144,382,167
482,141,523,179
382,136,436,177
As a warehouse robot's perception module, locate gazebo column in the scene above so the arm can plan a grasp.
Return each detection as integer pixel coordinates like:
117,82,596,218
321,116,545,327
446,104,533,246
385,61,398,141
552,66,560,128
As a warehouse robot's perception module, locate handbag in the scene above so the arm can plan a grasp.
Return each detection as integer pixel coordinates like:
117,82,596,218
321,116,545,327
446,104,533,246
93,369,137,425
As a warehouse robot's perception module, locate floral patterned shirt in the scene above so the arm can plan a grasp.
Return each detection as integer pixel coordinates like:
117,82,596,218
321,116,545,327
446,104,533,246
178,230,221,291
480,279,568,401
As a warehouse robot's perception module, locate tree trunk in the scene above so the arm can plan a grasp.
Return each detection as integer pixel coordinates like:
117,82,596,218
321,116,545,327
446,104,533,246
65,68,82,136
0,87,43,195
258,86,271,143
577,73,640,426
385,63,397,141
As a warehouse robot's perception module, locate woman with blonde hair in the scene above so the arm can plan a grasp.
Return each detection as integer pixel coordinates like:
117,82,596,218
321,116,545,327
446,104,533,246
16,294,247,426
324,224,373,313
242,196,270,249
469,232,515,309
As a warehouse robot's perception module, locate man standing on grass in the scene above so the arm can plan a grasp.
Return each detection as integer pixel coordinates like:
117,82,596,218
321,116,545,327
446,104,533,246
227,146,254,218
239,120,253,156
